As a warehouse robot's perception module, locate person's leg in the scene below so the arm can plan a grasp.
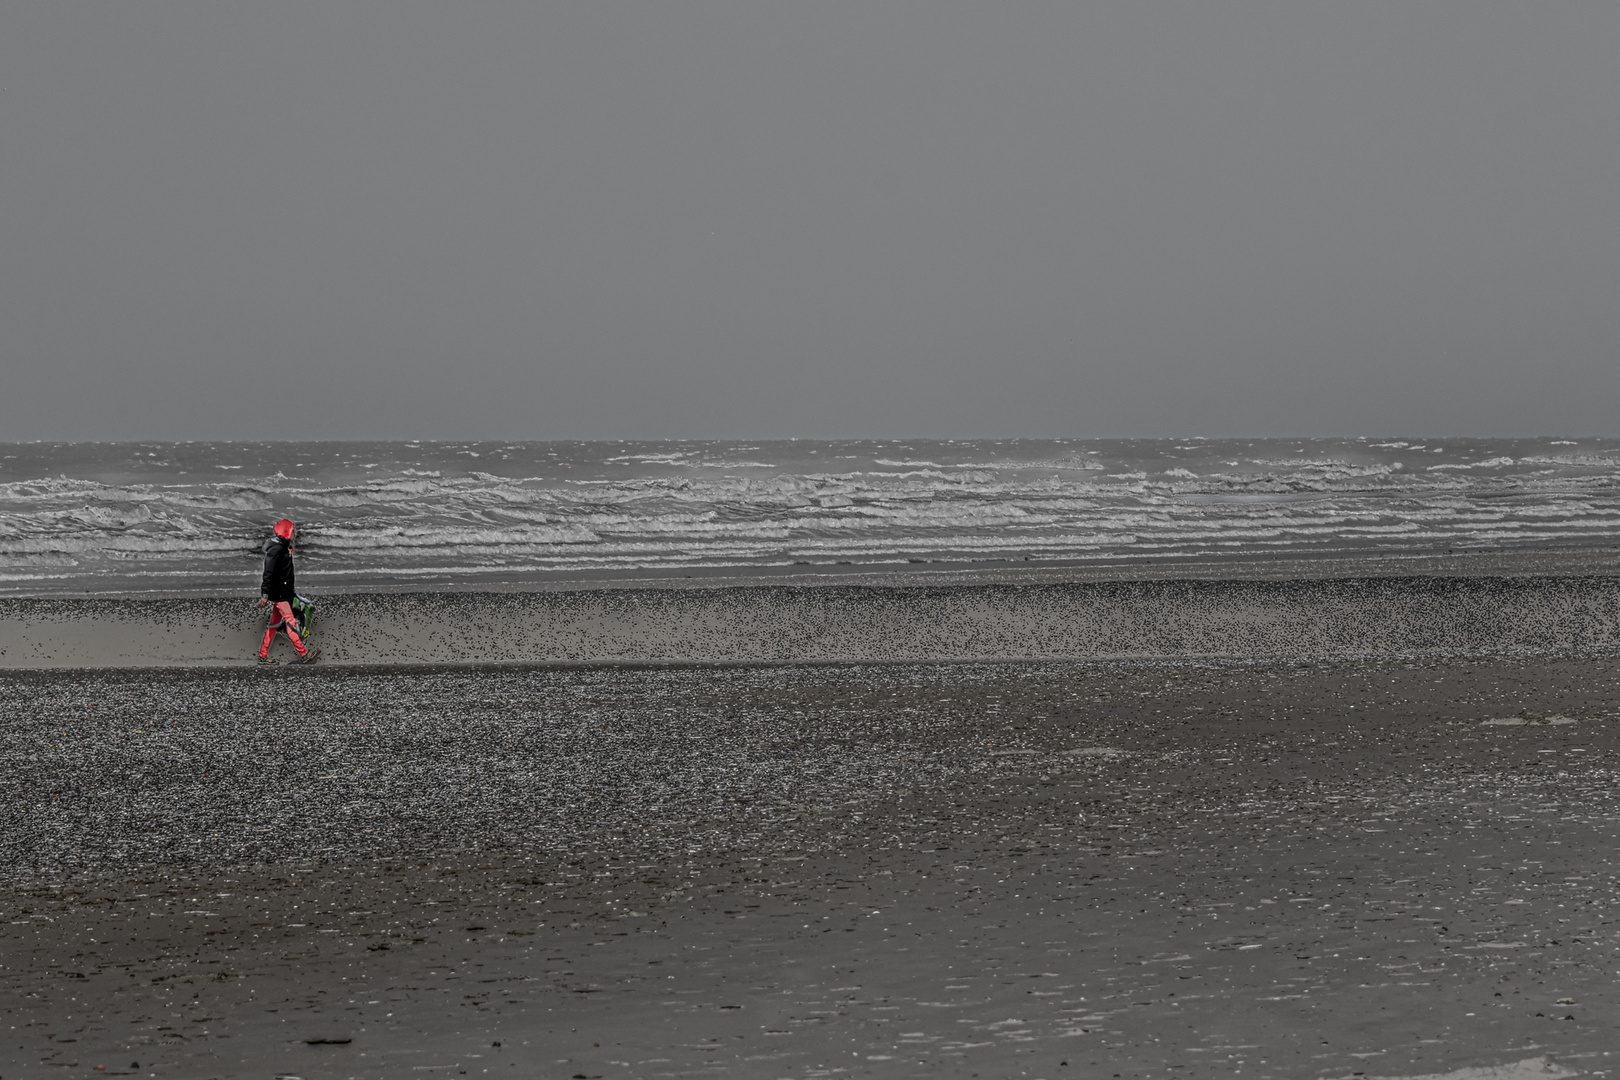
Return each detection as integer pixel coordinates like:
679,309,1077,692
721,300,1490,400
273,601,308,656
259,603,287,659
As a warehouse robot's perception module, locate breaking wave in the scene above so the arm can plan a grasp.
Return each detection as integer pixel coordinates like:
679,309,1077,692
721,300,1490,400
3,437,1620,593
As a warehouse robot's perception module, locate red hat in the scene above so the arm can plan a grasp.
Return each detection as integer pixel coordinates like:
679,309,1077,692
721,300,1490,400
273,519,296,540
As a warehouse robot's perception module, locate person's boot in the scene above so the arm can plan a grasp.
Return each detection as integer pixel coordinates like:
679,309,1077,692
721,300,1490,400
256,655,278,666
295,646,321,665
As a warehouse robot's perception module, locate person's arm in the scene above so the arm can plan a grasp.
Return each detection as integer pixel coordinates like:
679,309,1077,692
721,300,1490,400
259,547,275,606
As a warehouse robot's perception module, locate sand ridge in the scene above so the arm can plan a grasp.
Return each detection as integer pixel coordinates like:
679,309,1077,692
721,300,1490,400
5,575,1620,668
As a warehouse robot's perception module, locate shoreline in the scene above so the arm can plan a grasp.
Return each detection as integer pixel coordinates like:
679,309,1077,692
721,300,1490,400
7,546,1620,601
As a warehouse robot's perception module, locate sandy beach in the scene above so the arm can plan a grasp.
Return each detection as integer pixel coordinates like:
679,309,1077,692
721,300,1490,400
10,0,1620,1072
4,643,1619,1078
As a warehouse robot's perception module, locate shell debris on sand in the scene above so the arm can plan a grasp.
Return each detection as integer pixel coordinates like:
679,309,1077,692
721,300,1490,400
1327,1055,1579,1080
5,653,1620,1077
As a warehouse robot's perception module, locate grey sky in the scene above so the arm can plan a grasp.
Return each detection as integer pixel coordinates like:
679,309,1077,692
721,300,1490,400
3,2,1617,441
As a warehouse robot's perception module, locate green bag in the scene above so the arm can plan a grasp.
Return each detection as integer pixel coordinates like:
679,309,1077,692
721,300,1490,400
291,594,316,640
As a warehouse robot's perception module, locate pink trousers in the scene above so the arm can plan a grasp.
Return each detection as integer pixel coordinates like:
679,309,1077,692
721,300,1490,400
260,601,308,658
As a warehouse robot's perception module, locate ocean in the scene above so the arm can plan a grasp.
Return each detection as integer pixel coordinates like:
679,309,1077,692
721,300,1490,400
3,437,1619,596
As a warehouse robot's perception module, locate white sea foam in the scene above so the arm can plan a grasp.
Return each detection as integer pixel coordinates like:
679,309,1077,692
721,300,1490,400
3,437,1619,593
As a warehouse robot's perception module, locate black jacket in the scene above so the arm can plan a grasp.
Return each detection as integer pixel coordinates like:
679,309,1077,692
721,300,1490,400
261,538,296,603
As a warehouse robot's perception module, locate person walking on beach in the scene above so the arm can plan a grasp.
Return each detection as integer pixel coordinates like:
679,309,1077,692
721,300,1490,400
257,518,319,665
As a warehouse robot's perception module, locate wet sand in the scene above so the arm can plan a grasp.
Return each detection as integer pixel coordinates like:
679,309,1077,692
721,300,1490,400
5,575,1620,668
4,657,1620,1078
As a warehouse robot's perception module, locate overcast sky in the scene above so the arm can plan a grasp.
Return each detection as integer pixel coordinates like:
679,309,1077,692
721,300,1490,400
3,3,1617,441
